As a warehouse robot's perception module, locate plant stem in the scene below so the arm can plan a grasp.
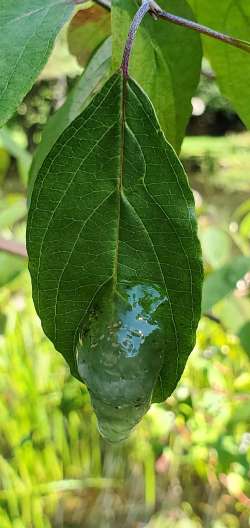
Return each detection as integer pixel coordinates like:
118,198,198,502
155,10,250,54
121,0,250,79
121,1,152,78
0,238,27,258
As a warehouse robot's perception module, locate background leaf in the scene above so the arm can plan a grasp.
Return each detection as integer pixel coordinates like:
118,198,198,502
0,197,26,231
68,4,111,67
27,72,203,404
189,0,250,129
200,226,232,269
0,128,32,185
28,38,111,203
112,0,202,152
0,253,26,288
0,0,76,127
238,322,250,357
202,256,250,313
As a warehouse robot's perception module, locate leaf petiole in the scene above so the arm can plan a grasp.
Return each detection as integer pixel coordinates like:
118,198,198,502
121,1,151,78
121,0,250,79
155,9,250,54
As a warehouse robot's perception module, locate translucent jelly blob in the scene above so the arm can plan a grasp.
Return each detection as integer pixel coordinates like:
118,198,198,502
76,283,169,442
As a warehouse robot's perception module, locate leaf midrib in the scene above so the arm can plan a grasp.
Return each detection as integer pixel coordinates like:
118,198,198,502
112,75,126,292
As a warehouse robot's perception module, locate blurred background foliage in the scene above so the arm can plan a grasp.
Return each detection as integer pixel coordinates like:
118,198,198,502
0,7,249,528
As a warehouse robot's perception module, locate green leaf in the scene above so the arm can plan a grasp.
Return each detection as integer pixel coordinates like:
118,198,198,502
67,4,110,67
200,226,232,269
0,253,26,288
0,0,76,127
112,0,202,152
233,199,250,221
0,128,32,185
238,322,250,357
0,148,10,184
214,295,250,338
202,256,250,313
27,72,202,441
240,213,250,241
28,38,111,203
0,197,26,231
190,0,250,129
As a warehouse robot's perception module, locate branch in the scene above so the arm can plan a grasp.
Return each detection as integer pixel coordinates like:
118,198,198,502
154,9,250,54
0,238,27,258
121,0,250,78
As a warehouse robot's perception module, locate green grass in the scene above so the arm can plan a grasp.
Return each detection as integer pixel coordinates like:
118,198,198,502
0,273,249,527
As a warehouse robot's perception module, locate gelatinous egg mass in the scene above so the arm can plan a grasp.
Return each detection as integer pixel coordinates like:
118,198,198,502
76,283,169,442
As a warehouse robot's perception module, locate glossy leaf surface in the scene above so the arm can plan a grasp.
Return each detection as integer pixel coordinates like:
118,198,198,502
0,0,75,127
190,0,250,129
112,0,202,152
27,72,202,440
77,283,169,442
